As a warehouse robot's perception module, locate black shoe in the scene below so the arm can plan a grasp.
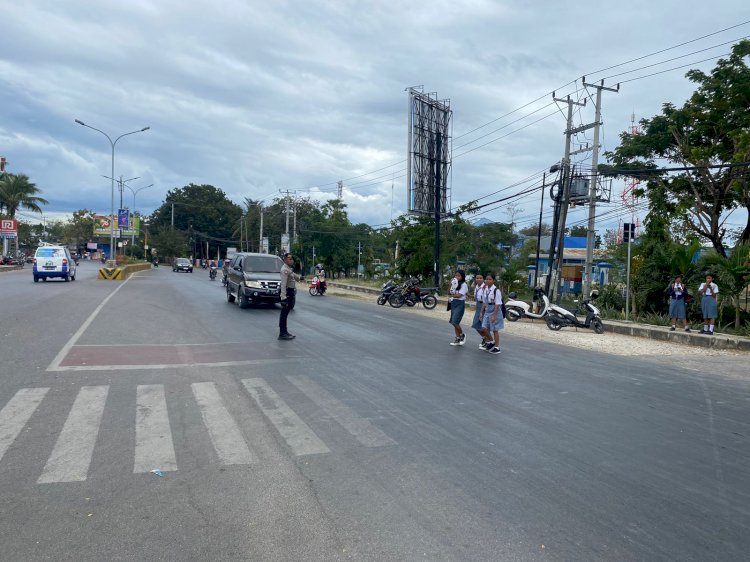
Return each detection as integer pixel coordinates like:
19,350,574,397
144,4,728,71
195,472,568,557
278,333,296,340
669,326,675,331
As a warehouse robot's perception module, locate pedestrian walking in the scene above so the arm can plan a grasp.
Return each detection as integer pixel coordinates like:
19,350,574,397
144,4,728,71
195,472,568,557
448,270,468,346
698,274,719,335
667,275,690,332
480,274,504,355
278,252,299,340
471,273,487,349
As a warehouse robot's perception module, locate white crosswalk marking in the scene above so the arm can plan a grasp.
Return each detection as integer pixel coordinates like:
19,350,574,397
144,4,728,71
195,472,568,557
0,388,49,463
287,376,396,448
190,382,255,465
241,378,329,456
134,385,178,473
38,385,109,484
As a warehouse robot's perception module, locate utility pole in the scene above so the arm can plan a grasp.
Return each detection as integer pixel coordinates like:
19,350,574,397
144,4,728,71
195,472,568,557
582,77,619,297
357,241,362,275
292,191,297,245
550,94,589,302
171,202,174,229
259,203,264,252
433,131,443,289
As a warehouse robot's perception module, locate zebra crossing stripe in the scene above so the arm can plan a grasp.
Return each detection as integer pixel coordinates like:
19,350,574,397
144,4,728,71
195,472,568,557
38,386,109,484
0,388,50,463
134,385,178,473
190,382,255,465
241,378,329,456
287,376,396,448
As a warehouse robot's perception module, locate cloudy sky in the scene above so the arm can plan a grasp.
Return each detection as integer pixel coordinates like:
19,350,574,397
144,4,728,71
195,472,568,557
1,0,748,236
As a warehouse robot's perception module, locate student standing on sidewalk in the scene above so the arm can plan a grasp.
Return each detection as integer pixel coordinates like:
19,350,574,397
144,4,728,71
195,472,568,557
480,273,504,355
278,253,299,340
448,270,468,346
698,274,719,335
667,275,690,332
471,274,487,348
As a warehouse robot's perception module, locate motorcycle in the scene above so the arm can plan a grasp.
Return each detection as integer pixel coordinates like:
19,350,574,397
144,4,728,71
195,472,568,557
388,278,438,310
545,290,604,334
152,257,159,268
308,276,327,296
209,266,217,281
377,280,400,305
505,287,551,322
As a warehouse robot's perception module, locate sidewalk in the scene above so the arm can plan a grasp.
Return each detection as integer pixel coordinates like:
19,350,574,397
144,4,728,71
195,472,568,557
329,281,750,352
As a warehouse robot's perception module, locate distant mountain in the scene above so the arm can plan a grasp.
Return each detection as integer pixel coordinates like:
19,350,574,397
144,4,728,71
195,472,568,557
471,217,493,226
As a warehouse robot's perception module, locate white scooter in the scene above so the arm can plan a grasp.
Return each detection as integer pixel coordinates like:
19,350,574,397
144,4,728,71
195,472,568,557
545,290,604,334
505,287,551,322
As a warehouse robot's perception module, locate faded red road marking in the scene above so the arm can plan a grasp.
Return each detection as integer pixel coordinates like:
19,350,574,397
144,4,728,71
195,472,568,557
60,342,284,367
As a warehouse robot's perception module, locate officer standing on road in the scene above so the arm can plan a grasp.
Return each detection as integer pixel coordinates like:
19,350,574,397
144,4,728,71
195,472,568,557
279,252,299,340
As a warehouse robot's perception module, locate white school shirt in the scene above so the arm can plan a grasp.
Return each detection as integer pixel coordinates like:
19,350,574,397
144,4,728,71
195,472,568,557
699,282,719,297
484,285,502,305
451,282,468,301
672,282,684,297
474,283,486,302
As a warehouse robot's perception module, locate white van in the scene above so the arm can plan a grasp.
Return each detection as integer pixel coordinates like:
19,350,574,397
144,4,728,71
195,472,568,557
32,245,77,282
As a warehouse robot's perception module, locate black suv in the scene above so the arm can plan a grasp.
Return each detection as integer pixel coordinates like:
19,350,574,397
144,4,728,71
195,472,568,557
225,253,283,307
173,257,193,272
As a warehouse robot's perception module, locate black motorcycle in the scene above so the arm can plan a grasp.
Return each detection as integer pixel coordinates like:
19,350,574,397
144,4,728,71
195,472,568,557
209,267,217,281
388,278,438,310
377,280,401,305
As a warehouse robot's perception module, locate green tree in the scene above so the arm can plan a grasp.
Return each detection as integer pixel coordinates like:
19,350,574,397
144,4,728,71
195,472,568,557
701,242,750,329
606,40,750,258
0,173,48,218
150,184,242,259
63,209,96,251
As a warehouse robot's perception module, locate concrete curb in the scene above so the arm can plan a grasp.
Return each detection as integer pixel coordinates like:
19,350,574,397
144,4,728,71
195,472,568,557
0,265,25,273
329,282,750,352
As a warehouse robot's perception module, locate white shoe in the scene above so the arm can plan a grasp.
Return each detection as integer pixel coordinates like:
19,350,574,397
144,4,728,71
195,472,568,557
450,338,460,346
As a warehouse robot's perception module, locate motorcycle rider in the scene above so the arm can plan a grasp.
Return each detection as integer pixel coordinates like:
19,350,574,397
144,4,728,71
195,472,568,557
209,260,218,279
315,264,327,294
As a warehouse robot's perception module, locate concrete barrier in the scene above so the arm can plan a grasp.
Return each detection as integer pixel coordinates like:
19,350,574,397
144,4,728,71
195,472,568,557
97,262,152,280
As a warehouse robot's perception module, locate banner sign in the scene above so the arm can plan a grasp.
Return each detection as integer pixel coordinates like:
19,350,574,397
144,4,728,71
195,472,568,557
94,215,140,237
0,219,18,239
118,209,130,229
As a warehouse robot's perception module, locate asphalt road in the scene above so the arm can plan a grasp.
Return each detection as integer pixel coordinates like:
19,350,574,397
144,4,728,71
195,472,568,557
0,261,748,561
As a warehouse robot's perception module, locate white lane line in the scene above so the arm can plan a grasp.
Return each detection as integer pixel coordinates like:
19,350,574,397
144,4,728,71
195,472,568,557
287,376,396,448
241,378,329,456
46,274,135,372
134,385,178,473
50,358,303,372
38,386,109,483
0,388,50,462
190,382,255,465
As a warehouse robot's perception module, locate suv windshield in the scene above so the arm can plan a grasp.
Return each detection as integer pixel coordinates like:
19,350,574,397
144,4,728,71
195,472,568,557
176,258,190,264
244,256,282,273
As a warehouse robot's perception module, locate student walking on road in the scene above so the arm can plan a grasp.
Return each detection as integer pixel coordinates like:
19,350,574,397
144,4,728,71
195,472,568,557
698,274,719,335
480,274,504,355
667,275,690,332
448,270,468,346
471,274,487,348
278,253,299,340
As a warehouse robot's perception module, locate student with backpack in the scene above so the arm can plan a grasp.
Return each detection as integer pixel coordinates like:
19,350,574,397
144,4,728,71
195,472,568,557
479,273,504,355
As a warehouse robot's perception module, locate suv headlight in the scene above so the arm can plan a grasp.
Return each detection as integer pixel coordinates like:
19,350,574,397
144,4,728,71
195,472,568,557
246,280,263,288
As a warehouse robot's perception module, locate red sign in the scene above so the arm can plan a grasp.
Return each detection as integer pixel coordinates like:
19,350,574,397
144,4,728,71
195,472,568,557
0,219,18,238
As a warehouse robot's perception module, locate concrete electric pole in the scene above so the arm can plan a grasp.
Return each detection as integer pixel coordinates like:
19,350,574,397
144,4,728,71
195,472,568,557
581,78,619,297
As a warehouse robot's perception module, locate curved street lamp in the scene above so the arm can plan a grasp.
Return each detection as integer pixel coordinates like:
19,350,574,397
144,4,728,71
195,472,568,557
74,119,150,265
125,183,153,257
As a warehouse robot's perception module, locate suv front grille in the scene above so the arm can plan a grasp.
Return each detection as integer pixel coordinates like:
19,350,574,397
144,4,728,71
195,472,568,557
261,281,279,289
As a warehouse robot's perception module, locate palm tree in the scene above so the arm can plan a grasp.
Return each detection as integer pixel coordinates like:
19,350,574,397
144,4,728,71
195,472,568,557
0,173,48,218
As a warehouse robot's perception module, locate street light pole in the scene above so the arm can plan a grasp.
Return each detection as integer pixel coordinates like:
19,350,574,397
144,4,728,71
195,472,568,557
125,183,153,257
74,119,149,265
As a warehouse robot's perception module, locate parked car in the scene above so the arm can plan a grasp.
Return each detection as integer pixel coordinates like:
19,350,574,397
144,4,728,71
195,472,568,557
32,245,77,282
173,257,193,273
225,252,283,308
